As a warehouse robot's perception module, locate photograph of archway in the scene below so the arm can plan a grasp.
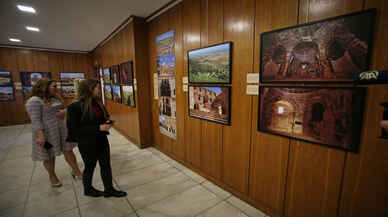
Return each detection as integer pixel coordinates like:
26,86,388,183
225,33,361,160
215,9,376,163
258,86,365,152
104,85,112,100
103,68,111,84
189,86,231,125
260,9,376,83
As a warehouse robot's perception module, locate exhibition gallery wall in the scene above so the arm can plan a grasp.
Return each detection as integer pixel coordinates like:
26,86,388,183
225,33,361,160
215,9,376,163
0,50,94,125
1,0,388,217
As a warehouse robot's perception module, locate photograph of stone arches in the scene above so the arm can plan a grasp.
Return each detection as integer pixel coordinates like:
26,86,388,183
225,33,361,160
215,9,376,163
260,9,376,83
258,86,365,152
189,86,231,125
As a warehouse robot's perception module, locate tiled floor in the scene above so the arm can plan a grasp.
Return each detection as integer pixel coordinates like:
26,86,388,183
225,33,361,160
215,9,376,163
0,124,268,217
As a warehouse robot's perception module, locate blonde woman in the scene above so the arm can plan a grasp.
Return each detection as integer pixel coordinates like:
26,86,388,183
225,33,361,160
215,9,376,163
25,79,82,187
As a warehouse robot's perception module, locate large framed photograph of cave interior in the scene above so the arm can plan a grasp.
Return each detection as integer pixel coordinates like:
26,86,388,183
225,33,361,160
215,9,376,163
258,86,366,152
260,9,376,83
188,42,232,84
189,85,231,125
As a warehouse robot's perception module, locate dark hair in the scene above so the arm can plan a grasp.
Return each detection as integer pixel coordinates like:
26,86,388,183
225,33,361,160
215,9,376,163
28,79,63,105
77,79,108,120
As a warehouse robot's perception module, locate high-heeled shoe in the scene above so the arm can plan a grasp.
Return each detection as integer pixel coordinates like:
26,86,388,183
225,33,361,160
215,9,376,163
51,182,62,187
71,172,83,180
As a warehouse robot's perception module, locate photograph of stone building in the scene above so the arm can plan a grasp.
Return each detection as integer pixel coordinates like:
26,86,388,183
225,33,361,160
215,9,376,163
0,86,14,101
260,9,375,83
189,86,230,125
112,85,121,103
258,87,365,151
60,72,85,85
0,71,12,86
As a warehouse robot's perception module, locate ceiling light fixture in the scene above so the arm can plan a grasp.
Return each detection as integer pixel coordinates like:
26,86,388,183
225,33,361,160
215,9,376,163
17,5,36,13
26,26,40,32
9,38,21,42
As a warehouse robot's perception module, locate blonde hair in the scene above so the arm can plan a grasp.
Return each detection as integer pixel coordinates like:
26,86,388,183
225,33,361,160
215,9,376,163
28,79,63,106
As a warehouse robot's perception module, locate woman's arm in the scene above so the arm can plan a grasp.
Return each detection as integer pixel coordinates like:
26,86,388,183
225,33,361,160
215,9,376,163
25,98,45,146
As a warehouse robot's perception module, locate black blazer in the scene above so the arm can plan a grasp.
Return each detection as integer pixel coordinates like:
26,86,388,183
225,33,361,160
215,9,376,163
67,100,109,145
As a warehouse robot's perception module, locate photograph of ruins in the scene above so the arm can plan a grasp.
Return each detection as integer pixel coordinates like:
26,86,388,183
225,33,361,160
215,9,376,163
112,85,121,103
61,86,75,98
122,85,135,107
110,65,120,84
258,86,365,152
156,30,174,57
260,9,376,83
0,71,12,86
120,61,134,84
60,72,85,85
188,42,231,84
103,68,111,84
0,86,14,101
189,86,230,125
104,85,112,100
20,72,51,86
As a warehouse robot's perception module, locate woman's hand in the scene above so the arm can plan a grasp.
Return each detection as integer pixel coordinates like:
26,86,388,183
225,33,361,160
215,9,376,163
381,120,388,132
100,123,112,132
36,131,45,148
56,109,66,119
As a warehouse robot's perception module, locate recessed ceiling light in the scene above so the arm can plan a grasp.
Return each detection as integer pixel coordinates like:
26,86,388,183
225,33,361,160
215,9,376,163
26,26,40,32
17,5,36,13
9,38,21,42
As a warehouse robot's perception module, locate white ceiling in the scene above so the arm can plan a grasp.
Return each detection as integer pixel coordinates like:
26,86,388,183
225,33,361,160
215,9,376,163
0,0,172,52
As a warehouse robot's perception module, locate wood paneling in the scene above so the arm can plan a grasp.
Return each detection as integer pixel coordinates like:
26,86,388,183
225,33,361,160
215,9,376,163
93,17,152,148
282,1,364,217
339,1,388,216
249,0,298,216
0,48,93,126
183,0,202,168
222,0,255,194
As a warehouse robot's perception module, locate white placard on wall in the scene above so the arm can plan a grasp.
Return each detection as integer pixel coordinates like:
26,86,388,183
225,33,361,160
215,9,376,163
246,85,259,95
247,73,259,84
183,84,188,92
182,76,188,84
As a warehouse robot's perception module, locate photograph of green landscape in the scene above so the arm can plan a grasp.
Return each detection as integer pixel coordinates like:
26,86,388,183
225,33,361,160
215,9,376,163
188,42,231,84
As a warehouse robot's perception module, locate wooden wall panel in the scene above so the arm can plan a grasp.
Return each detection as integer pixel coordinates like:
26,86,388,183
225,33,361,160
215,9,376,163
222,0,255,194
284,1,364,217
249,0,298,216
169,4,186,160
0,48,93,126
339,1,388,216
183,0,202,168
199,0,224,180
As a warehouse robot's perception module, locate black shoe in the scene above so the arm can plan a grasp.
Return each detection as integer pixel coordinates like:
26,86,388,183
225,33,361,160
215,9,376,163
84,187,104,197
104,189,127,198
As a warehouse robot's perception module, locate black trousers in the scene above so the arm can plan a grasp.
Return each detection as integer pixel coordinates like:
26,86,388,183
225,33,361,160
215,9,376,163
77,135,113,191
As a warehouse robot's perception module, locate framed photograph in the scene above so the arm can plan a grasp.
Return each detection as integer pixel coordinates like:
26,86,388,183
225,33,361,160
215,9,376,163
156,30,174,57
188,42,232,84
122,85,135,107
260,9,376,83
120,61,134,84
110,65,120,85
0,86,15,101
258,86,366,152
22,86,32,100
0,71,13,86
103,68,111,84
104,85,112,100
189,85,231,125
20,72,51,86
61,86,75,98
112,85,121,103
60,72,85,86
157,54,175,76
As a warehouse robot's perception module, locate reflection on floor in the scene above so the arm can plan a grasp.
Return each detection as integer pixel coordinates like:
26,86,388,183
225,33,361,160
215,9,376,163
0,124,268,217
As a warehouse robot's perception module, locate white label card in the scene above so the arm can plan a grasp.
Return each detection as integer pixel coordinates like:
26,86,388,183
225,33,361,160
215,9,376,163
182,76,188,84
246,85,259,95
247,73,259,84
183,85,188,92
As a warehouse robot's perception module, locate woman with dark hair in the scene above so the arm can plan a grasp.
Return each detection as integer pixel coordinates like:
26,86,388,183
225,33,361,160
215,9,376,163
25,79,82,187
67,79,126,197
